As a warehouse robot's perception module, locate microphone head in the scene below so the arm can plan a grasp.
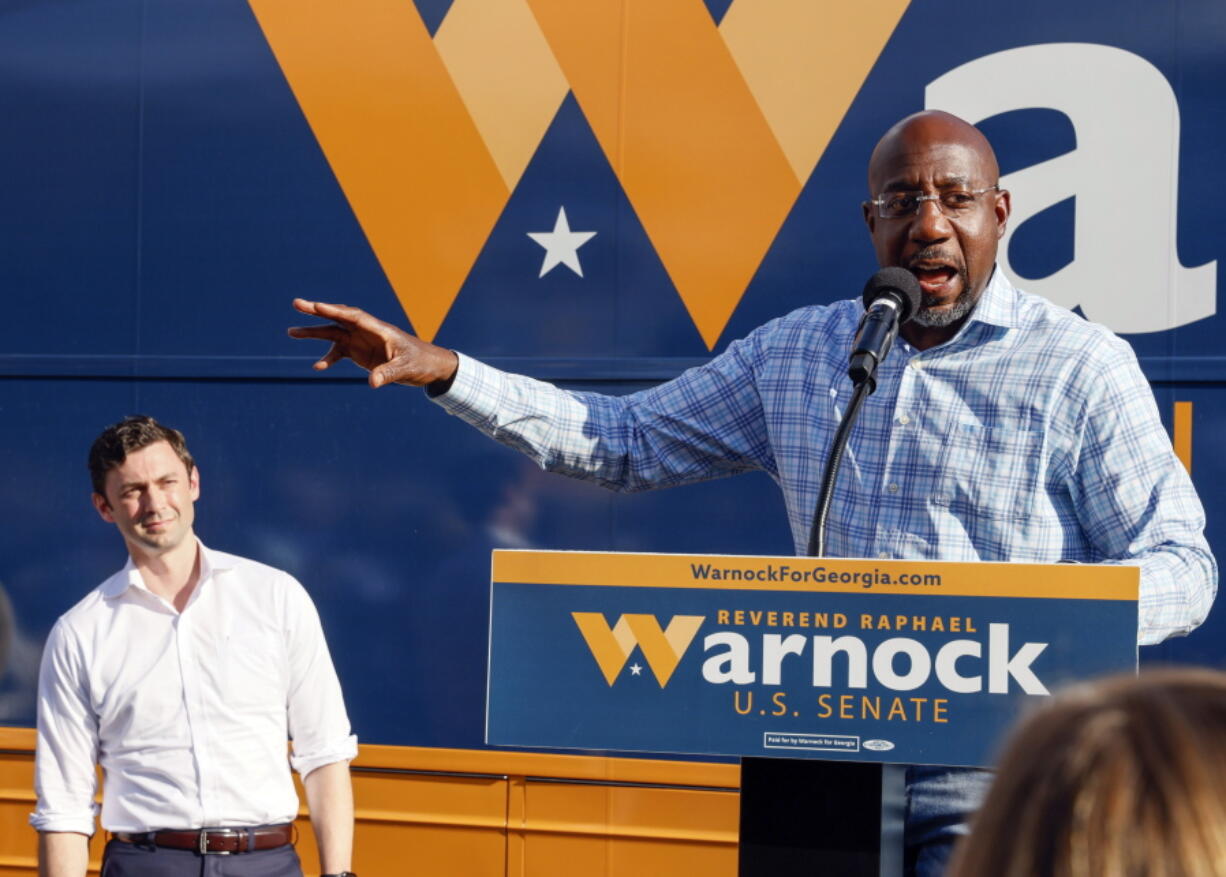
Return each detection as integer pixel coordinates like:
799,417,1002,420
862,267,922,323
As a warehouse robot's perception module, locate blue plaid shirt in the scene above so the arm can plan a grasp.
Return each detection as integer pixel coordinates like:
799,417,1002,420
434,268,1215,646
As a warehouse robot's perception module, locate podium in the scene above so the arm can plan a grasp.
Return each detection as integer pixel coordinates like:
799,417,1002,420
486,550,1139,874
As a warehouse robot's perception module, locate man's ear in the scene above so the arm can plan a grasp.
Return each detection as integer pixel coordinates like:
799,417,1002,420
189,466,201,501
995,189,1012,239
92,492,115,524
863,201,876,235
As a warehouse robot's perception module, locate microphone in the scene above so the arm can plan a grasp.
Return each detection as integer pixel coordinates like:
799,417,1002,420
848,267,922,391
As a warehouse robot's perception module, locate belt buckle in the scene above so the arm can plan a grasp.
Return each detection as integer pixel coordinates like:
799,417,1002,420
199,829,233,856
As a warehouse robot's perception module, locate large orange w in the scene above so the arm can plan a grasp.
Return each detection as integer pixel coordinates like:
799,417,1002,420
572,612,705,687
248,0,908,347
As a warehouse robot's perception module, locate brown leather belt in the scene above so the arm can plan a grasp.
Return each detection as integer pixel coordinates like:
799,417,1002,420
115,823,294,854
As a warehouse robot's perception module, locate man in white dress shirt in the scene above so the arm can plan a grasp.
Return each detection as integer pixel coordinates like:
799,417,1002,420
31,416,359,877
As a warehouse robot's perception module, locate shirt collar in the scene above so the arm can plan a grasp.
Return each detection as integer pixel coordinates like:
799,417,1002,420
962,265,1021,330
100,538,234,599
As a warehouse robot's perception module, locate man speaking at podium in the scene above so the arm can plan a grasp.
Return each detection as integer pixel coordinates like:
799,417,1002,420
290,111,1216,873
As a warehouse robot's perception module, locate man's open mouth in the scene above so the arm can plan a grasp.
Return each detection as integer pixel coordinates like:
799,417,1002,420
910,263,958,295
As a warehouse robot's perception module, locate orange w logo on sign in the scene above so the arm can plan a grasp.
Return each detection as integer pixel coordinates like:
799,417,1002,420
248,0,909,347
572,612,704,687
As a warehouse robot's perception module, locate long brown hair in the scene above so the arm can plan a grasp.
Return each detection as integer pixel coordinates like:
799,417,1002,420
949,668,1226,877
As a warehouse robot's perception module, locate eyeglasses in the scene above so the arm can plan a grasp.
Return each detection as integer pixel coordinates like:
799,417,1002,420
866,185,1001,219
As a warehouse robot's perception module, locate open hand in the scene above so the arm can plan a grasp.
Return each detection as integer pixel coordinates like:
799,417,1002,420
288,299,459,389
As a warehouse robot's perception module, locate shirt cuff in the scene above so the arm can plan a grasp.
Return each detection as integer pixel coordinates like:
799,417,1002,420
290,734,359,778
426,352,505,422
29,805,98,836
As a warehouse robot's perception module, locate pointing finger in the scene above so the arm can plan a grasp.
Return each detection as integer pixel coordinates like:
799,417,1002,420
307,301,367,325
292,298,363,325
288,325,348,342
314,302,407,339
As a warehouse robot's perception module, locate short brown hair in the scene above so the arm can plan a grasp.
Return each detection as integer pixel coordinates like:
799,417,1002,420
88,415,196,496
949,668,1226,877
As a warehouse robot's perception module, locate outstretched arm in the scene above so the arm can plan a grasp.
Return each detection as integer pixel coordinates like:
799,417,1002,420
288,299,459,390
291,299,778,494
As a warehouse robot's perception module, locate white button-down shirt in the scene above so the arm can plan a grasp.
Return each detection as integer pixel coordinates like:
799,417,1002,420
31,542,357,834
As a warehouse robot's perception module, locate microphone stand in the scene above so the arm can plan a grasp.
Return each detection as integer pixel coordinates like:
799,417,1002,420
807,376,873,559
742,270,917,877
741,367,897,877
743,373,889,877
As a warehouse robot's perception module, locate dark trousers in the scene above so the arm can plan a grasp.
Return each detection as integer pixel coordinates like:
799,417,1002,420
100,839,303,876
904,765,995,876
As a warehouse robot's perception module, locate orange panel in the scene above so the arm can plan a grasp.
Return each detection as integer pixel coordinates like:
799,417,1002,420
294,770,508,876
519,780,738,877
522,778,738,842
353,742,739,789
0,729,34,749
520,831,736,877
0,751,105,876
1174,400,1193,473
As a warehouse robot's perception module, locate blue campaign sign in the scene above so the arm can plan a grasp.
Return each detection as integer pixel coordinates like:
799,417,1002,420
487,551,1138,767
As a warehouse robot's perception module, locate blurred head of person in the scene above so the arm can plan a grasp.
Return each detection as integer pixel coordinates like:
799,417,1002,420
949,667,1226,877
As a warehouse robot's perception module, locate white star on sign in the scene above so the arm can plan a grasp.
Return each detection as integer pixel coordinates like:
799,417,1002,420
630,663,643,676
527,207,596,278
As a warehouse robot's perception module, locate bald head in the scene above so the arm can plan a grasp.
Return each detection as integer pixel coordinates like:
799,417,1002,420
862,110,1010,346
868,111,999,194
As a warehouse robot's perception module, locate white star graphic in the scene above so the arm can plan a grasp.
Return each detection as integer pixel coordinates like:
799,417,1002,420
527,207,596,278
630,663,643,676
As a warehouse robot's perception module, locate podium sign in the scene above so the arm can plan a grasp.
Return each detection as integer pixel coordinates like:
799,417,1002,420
487,551,1138,767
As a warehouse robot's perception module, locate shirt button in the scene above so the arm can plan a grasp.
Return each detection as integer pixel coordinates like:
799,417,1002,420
911,359,924,370
878,552,890,559
887,483,900,494
897,414,911,425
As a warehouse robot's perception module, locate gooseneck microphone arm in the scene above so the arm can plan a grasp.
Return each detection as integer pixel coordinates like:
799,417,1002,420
807,267,921,558
807,379,873,557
